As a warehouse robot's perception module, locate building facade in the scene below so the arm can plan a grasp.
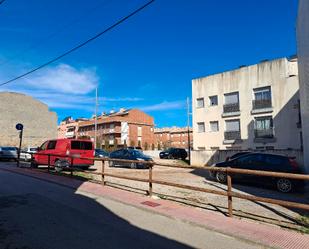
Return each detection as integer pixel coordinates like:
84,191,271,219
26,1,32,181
155,127,193,149
192,57,301,151
297,0,309,170
77,109,154,149
0,92,57,147
57,117,88,139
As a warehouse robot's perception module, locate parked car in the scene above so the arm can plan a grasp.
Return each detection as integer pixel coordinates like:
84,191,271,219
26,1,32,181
0,147,18,161
20,147,37,161
32,139,94,170
127,146,143,151
109,148,152,169
210,153,304,193
225,151,252,161
95,149,109,158
159,148,187,160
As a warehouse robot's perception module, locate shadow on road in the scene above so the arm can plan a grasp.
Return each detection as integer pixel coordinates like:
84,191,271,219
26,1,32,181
0,164,191,249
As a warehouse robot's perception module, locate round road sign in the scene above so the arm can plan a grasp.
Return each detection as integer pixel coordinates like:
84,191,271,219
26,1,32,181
16,123,24,131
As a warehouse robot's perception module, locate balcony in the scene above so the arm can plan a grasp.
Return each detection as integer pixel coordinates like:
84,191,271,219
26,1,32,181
224,131,241,141
65,131,75,138
254,128,276,143
222,103,240,117
251,99,272,114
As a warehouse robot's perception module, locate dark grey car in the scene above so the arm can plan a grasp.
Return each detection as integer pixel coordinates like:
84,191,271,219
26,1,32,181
0,147,18,161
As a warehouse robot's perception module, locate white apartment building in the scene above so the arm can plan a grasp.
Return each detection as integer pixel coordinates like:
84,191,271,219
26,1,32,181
192,57,301,151
297,0,309,169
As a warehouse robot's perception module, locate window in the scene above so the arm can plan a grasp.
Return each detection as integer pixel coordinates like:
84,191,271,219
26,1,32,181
40,141,48,150
224,92,239,104
253,86,272,109
225,119,240,131
209,121,219,132
209,95,218,106
196,98,204,108
47,140,57,150
71,141,93,150
254,116,274,138
197,122,205,133
138,126,142,136
254,86,271,101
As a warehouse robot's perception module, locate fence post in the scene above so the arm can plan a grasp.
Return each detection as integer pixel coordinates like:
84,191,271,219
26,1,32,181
101,160,105,185
47,154,50,173
148,164,153,196
70,157,73,177
227,167,233,217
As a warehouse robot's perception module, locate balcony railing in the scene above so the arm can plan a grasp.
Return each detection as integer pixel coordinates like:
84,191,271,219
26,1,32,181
224,131,241,140
223,103,240,113
254,128,274,138
252,99,272,110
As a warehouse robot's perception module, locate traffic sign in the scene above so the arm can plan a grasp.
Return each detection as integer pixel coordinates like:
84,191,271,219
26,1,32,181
16,123,23,131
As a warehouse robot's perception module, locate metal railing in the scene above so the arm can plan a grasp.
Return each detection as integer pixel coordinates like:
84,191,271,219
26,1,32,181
254,128,274,138
252,99,272,110
18,153,309,218
224,131,241,140
223,103,240,113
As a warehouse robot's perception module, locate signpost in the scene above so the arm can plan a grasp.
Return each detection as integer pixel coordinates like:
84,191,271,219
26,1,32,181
16,123,23,167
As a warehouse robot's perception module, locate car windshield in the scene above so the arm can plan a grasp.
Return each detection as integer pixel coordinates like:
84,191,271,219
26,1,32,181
131,150,146,158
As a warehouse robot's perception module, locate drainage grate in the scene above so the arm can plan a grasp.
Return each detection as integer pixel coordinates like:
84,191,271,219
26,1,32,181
141,201,161,207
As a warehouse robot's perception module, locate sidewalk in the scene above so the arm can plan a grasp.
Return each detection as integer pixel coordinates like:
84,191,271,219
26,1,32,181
1,165,309,249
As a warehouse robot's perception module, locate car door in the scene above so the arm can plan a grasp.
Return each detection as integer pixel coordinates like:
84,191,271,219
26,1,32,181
232,154,262,182
42,140,57,165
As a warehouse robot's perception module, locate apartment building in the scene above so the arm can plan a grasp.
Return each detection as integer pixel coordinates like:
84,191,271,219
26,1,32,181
192,57,301,151
57,117,88,139
297,0,309,169
77,109,154,149
155,127,193,149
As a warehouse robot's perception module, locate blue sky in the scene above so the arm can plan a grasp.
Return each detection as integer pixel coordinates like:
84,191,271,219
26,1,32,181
0,0,298,127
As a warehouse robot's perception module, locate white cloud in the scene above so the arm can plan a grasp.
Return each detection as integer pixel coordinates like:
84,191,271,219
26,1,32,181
0,63,143,110
141,100,186,111
25,64,98,94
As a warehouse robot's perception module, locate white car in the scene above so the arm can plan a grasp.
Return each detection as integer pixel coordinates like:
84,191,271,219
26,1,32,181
20,147,37,161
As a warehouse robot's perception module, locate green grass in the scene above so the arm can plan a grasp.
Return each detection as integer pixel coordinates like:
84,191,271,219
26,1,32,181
297,215,309,234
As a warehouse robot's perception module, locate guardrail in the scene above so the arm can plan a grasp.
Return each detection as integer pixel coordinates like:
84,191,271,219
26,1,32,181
19,152,309,218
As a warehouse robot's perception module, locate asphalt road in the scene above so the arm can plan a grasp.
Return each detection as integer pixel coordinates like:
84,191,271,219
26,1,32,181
0,164,265,249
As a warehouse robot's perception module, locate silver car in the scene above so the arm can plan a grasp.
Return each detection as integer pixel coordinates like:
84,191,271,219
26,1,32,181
0,147,18,161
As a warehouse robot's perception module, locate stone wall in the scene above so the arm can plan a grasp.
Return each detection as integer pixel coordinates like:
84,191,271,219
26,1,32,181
0,92,57,147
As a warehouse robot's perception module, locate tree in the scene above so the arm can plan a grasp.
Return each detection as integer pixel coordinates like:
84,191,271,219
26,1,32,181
114,138,118,150
130,140,135,147
104,138,109,151
144,142,148,150
138,140,141,148
151,143,155,150
124,139,127,148
157,143,161,150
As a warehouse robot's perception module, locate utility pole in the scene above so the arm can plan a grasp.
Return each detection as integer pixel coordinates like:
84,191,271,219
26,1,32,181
187,97,191,164
94,87,98,149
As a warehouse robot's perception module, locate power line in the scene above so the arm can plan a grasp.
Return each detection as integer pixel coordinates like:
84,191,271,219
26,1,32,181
0,0,155,87
0,0,111,67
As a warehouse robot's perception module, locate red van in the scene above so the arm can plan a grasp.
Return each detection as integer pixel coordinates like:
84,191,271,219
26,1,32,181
32,139,94,169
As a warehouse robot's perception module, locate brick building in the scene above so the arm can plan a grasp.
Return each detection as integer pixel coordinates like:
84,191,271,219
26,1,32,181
57,117,88,139
155,127,193,149
77,109,154,149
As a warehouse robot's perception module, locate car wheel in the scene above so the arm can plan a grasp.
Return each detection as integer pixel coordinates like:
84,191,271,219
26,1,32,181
277,178,293,193
54,160,63,172
216,172,227,183
130,162,137,169
31,162,38,168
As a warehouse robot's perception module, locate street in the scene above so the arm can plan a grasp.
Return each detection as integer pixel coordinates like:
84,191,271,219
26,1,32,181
0,163,264,249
